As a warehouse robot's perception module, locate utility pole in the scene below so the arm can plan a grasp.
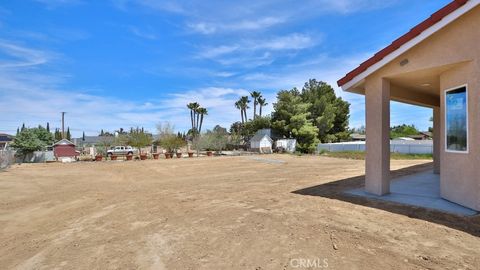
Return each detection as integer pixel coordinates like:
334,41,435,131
61,112,66,139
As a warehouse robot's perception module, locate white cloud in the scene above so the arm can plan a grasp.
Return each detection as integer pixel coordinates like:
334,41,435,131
187,22,217,35
187,17,286,34
213,71,236,78
119,0,398,17
128,26,158,40
0,41,52,68
0,40,253,135
112,0,186,14
197,45,239,59
0,73,251,135
115,0,399,30
196,33,318,68
34,0,83,9
253,33,316,50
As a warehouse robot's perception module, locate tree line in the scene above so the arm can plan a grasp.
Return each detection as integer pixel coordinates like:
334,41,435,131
229,79,350,153
10,79,352,155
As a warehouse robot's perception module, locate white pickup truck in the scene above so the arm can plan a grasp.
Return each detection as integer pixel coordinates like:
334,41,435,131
107,146,137,156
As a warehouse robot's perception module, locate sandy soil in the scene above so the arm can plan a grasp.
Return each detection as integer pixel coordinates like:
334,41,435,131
1,155,479,270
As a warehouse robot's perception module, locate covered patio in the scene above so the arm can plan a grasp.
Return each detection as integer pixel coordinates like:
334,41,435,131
338,0,480,211
346,171,477,216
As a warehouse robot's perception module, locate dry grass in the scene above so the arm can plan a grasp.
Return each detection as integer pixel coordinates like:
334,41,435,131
321,151,433,160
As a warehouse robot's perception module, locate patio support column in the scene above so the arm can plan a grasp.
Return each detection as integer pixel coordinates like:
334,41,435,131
433,106,441,174
365,78,390,195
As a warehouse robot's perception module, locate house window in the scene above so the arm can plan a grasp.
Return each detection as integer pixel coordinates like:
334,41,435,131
445,86,468,153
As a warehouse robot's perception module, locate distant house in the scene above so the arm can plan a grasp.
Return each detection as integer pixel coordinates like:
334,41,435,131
0,133,14,150
73,136,114,147
250,133,273,154
350,133,366,141
54,139,79,160
408,132,433,140
408,131,433,141
275,139,296,153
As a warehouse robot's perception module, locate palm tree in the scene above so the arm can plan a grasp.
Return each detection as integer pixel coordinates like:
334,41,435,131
187,102,200,134
187,103,196,131
240,96,250,122
258,97,267,117
197,107,208,133
235,100,244,124
195,108,201,132
250,91,261,119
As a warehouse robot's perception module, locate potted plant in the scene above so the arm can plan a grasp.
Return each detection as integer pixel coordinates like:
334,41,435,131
176,152,182,158
110,155,118,161
156,123,186,159
188,151,194,158
152,153,160,159
126,154,133,161
127,127,153,161
197,128,227,157
95,154,103,161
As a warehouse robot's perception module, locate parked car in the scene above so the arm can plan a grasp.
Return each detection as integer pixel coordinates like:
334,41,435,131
107,146,137,156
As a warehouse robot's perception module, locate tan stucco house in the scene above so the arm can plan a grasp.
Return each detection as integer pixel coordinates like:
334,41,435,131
338,0,480,211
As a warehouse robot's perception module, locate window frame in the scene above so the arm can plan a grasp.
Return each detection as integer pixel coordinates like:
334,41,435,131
444,84,469,154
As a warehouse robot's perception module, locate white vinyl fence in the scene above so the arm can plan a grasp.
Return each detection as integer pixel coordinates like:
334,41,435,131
0,150,15,170
317,140,433,155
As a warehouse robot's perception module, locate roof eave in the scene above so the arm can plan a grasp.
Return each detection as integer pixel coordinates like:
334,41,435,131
338,0,478,91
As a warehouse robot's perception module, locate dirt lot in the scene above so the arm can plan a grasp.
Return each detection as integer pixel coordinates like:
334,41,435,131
1,155,479,269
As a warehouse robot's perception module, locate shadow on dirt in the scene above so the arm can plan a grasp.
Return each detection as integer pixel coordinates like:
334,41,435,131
292,163,480,237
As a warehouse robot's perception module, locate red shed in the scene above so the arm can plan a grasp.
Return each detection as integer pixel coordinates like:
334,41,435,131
54,139,79,159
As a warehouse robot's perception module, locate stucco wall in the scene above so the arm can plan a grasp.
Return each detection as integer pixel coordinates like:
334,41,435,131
360,6,480,210
440,63,478,210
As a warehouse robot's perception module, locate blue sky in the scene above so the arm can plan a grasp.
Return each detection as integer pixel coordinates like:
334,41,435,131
0,0,451,136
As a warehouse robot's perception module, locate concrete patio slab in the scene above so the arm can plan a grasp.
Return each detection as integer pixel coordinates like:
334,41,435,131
345,171,478,216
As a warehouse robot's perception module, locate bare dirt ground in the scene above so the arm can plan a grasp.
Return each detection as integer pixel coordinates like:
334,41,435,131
1,155,479,270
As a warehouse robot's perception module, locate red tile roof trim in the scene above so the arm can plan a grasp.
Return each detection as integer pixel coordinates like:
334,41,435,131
337,0,469,87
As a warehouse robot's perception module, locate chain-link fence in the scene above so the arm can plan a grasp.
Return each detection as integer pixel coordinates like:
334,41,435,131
0,150,15,170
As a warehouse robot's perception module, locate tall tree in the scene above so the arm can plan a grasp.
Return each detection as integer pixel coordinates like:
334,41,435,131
11,126,54,158
240,96,250,122
197,107,208,133
33,126,54,145
115,128,127,135
11,129,44,157
300,79,350,143
82,131,86,141
235,100,244,124
46,122,50,133
258,97,267,117
271,88,319,153
54,128,62,141
187,103,196,132
192,102,200,131
271,88,302,138
66,127,71,140
21,123,26,131
250,91,262,119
